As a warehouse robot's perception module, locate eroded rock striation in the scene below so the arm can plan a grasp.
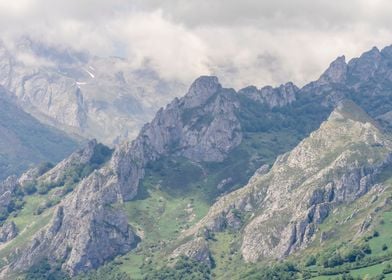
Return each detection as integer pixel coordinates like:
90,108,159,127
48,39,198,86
4,44,392,277
0,222,18,244
2,75,248,276
176,101,392,263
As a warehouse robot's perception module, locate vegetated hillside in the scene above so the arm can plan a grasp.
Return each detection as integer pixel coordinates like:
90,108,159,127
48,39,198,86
3,45,392,280
172,100,392,278
0,87,78,180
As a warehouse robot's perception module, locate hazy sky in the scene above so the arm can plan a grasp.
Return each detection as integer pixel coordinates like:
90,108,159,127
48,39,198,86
1,0,392,89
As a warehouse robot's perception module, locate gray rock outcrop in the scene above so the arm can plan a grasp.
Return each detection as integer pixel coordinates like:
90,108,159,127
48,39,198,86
0,222,18,244
238,82,298,107
177,101,392,263
4,75,245,276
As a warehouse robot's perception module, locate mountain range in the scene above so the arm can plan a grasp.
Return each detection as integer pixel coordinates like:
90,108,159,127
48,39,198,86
1,44,392,279
0,38,186,146
0,86,77,180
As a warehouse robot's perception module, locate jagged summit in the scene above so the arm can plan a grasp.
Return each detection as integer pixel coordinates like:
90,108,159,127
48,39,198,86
175,102,392,264
3,43,392,278
318,55,347,84
238,81,298,107
381,44,392,57
182,75,221,108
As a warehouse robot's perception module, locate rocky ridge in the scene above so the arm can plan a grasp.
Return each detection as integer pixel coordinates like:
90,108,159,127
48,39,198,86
175,100,392,264
0,75,251,276
3,45,392,278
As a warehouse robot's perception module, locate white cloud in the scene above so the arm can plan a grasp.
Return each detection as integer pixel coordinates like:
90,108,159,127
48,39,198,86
0,0,391,89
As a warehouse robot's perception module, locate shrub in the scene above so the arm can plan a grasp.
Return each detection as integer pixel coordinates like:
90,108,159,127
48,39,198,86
23,181,37,195
323,253,344,268
37,162,54,176
25,259,69,280
305,255,317,267
37,182,55,195
143,256,211,280
383,263,392,274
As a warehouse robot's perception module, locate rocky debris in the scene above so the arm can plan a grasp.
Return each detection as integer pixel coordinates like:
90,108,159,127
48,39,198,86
238,82,298,108
171,237,212,267
0,176,18,210
0,222,18,243
320,230,337,242
358,215,373,234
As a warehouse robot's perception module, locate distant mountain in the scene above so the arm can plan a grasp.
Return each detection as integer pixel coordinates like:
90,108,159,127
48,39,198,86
2,45,392,280
0,38,187,145
0,86,78,180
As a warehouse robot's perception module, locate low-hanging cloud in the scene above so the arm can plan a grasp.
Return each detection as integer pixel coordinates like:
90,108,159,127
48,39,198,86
0,0,392,89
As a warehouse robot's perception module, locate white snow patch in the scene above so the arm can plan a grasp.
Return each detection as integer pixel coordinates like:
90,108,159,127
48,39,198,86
84,68,95,78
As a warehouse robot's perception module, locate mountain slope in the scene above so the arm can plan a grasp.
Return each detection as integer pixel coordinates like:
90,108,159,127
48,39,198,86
0,86,78,180
3,45,392,279
174,100,392,264
0,38,186,145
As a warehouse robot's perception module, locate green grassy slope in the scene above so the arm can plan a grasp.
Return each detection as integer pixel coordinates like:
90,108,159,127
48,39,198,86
0,90,79,180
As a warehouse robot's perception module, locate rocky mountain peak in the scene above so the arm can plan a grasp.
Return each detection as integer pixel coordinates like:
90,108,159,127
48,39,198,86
175,100,392,264
381,44,392,58
318,55,347,84
346,46,383,82
364,46,381,57
182,76,222,108
238,81,298,107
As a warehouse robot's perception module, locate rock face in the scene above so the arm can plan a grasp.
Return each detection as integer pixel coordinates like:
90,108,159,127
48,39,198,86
238,82,298,107
5,44,392,277
129,75,242,163
12,168,138,276
171,237,212,266
39,139,99,186
4,140,139,276
0,176,18,211
0,38,186,145
317,56,348,85
3,75,246,276
0,222,18,244
178,101,392,263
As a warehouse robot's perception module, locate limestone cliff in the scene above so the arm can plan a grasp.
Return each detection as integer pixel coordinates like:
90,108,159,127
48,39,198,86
176,100,392,264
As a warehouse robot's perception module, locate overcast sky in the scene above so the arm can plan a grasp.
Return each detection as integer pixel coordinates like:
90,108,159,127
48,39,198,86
1,0,392,89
